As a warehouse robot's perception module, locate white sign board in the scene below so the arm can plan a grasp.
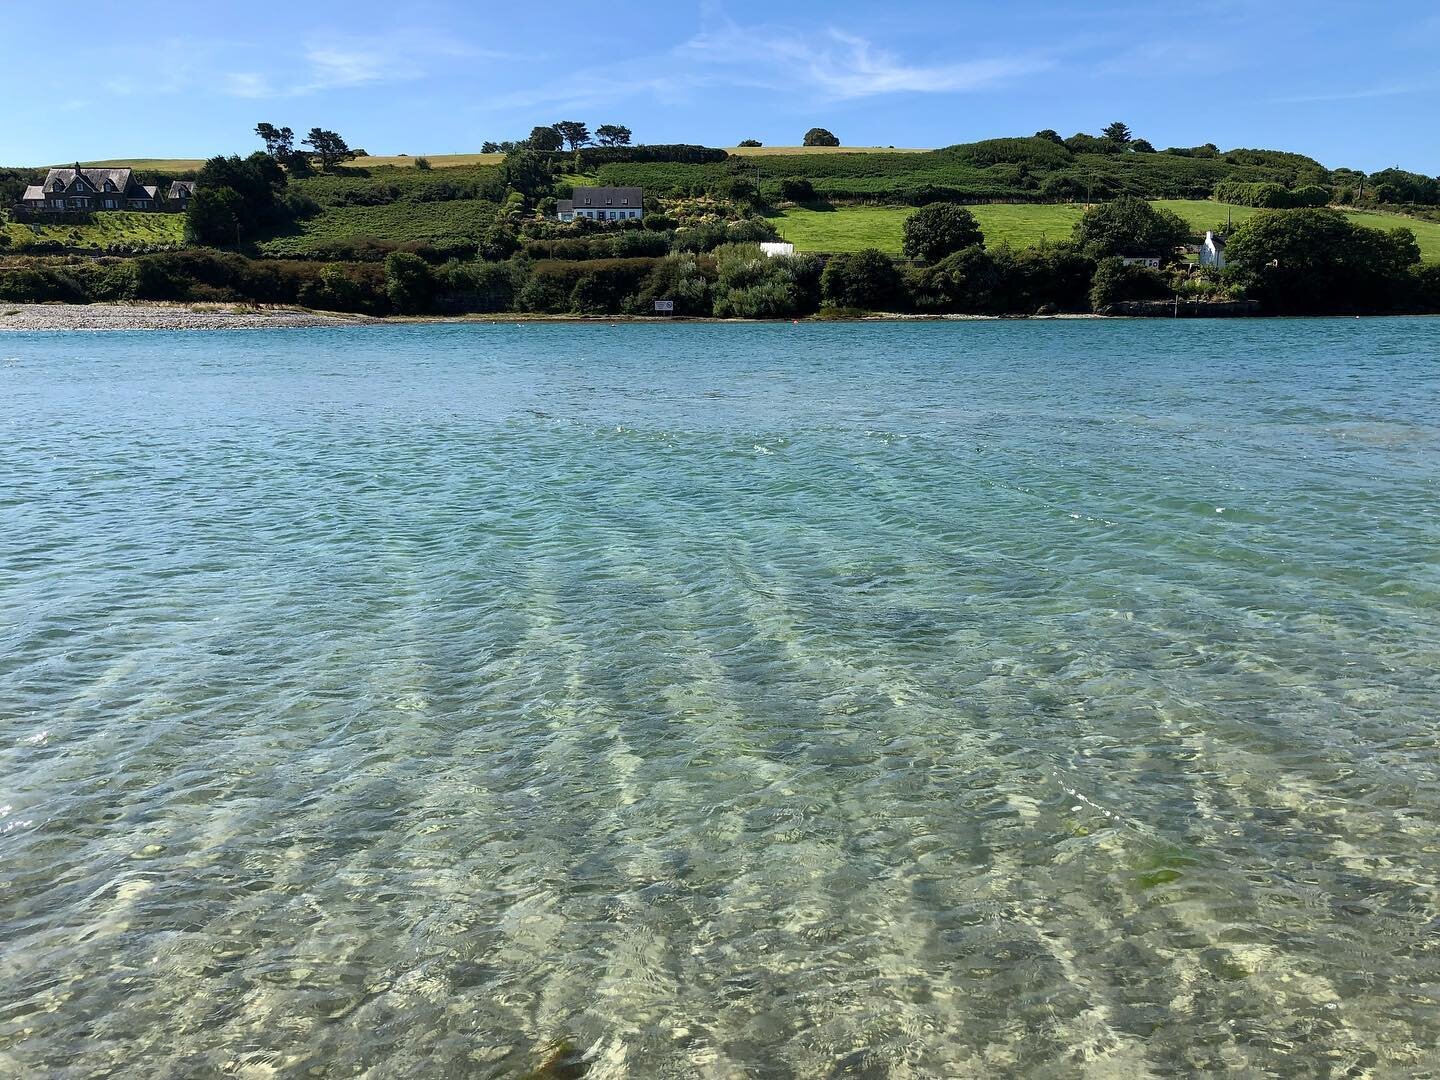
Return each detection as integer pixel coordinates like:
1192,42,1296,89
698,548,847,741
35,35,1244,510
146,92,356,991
654,300,675,313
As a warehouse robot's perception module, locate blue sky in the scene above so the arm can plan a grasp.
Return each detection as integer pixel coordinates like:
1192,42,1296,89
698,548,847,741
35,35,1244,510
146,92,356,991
3,0,1438,172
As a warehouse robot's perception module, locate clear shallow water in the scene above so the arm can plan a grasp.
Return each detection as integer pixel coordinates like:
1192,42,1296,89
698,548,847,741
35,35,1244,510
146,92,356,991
1,320,1438,1078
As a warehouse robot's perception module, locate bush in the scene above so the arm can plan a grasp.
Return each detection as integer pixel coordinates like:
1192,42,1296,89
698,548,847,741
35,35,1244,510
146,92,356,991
738,139,762,148
902,203,985,264
1365,168,1439,205
1214,181,1330,208
0,266,89,303
803,128,841,147
1226,207,1422,312
907,245,996,312
1089,256,1170,310
779,177,815,203
821,249,903,311
384,251,436,313
942,137,1073,170
1073,196,1191,259
627,252,715,315
711,244,821,318
414,157,432,171
519,257,660,315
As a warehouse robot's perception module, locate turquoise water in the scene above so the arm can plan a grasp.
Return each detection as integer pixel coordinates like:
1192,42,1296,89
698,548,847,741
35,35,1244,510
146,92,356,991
2,320,1438,1077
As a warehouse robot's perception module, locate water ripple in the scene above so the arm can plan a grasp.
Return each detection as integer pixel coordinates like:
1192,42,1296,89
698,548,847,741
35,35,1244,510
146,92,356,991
1,320,1438,1077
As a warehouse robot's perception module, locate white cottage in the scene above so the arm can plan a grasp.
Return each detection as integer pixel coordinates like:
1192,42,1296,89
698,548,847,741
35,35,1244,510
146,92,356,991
557,186,644,222
1200,231,1227,268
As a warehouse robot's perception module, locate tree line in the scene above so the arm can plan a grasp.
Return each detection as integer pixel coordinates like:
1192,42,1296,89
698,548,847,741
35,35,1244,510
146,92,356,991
482,122,633,155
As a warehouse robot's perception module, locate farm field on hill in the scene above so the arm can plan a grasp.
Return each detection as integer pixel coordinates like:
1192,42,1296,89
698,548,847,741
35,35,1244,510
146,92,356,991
772,200,1440,260
1,211,185,250
769,204,1089,254
255,199,498,256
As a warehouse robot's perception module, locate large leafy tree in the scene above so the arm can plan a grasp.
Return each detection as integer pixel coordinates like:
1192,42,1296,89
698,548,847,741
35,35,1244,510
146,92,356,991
528,125,562,152
803,127,840,147
1226,208,1421,312
185,152,287,244
1072,196,1190,259
302,128,358,170
902,204,985,264
594,124,632,147
553,121,592,151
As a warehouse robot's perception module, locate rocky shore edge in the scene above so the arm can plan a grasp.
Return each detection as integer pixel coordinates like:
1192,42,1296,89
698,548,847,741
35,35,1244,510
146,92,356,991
0,303,376,331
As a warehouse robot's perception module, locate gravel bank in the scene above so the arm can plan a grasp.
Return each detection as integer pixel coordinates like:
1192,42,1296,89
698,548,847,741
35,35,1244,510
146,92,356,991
0,303,373,331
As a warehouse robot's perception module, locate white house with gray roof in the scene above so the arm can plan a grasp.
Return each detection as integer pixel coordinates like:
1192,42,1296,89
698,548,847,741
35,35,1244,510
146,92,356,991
557,186,644,223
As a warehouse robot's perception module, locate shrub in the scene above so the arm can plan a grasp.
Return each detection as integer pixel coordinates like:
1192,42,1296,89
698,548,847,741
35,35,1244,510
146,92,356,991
1214,181,1330,208
1226,207,1422,312
738,139,762,148
1365,168,1439,205
821,249,903,311
907,245,996,312
779,177,816,203
942,137,1073,170
0,266,89,303
627,252,714,315
414,157,432,171
902,203,985,263
384,251,436,313
1073,196,1191,259
711,244,821,318
803,128,840,147
1089,256,1171,310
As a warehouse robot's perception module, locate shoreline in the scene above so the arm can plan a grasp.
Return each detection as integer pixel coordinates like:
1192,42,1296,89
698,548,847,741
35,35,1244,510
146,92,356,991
0,302,377,331
0,301,1421,331
0,302,1109,331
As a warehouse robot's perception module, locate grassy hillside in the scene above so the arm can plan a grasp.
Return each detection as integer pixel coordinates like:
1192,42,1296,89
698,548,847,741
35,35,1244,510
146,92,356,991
256,199,499,256
353,153,504,168
1,211,185,250
75,158,206,171
59,153,503,171
600,139,1332,203
727,145,929,156
770,200,1440,261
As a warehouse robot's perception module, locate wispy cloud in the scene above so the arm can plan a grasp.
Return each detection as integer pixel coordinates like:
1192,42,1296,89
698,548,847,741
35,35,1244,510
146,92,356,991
222,72,273,99
1271,81,1436,104
481,14,1046,114
217,31,507,99
680,21,1047,100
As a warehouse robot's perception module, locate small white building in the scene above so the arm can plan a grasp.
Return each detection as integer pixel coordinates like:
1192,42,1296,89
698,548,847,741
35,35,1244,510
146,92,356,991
557,186,644,223
1200,231,1227,269
759,242,795,257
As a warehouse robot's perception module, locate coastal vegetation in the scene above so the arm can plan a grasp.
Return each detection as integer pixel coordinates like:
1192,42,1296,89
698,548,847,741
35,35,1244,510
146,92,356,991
4,121,1440,317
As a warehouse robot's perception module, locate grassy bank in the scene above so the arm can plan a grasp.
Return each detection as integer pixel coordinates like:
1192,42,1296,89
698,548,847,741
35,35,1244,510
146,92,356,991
770,200,1440,260
1,211,186,250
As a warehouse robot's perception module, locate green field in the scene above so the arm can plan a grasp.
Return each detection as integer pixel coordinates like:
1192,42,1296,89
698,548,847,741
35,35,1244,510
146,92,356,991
771,200,1440,261
352,153,504,168
255,199,498,256
769,204,1083,254
1,211,186,249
